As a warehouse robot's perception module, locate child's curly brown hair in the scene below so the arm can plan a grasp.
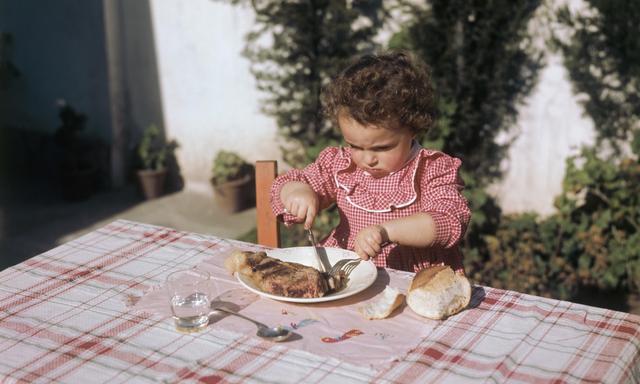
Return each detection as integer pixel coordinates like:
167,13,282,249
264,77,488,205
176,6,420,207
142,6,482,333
322,51,435,135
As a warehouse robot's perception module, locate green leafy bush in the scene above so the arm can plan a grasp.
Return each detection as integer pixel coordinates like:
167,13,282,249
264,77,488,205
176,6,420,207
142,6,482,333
210,151,254,186
465,213,579,300
553,147,640,291
137,124,178,171
465,144,640,299
555,0,640,152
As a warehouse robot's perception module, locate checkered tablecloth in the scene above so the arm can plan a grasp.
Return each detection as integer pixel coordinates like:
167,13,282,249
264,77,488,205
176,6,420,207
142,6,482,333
0,219,639,383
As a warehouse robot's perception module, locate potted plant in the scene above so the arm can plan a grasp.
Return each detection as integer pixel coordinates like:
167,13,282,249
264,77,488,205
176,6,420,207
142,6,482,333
54,101,98,201
210,150,255,213
137,124,178,199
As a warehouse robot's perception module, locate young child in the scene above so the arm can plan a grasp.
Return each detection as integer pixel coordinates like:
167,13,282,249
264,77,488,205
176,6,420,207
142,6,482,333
270,51,471,273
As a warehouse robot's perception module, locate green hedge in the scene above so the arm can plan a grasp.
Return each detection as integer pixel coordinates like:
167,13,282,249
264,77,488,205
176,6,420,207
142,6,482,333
465,146,640,301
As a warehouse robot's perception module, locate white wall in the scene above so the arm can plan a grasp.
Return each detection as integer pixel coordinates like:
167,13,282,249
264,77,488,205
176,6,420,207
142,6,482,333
490,54,596,216
149,0,282,194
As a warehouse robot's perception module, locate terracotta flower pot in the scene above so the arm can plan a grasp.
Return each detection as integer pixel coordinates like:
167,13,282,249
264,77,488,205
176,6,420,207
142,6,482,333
213,174,254,213
137,168,167,200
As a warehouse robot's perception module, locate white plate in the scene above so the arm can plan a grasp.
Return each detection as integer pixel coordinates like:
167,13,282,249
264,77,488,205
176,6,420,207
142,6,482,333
236,247,378,303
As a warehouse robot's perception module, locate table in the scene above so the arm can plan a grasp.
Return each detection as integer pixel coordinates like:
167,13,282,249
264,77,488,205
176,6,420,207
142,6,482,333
0,219,638,383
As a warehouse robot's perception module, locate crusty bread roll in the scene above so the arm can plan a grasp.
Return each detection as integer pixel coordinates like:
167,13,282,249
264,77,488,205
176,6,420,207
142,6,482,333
406,265,471,320
359,285,405,320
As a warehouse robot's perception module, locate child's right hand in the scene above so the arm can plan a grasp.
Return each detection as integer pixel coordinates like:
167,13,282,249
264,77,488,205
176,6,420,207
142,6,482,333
280,181,319,230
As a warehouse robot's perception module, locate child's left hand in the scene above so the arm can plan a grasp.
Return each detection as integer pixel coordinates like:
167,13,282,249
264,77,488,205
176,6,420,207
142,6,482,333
354,225,389,261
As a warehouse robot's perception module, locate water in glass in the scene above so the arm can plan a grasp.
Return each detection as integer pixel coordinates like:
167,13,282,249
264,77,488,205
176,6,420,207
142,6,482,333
167,269,211,333
171,291,210,331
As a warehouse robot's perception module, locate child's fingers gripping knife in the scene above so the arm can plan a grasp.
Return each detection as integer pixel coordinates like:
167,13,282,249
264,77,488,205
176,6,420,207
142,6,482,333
303,205,317,230
280,181,319,228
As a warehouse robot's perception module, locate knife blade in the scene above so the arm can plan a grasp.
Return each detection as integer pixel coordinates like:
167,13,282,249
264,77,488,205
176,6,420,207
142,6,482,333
307,228,329,273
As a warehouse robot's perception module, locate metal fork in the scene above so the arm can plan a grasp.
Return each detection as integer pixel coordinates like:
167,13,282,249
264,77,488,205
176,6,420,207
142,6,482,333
329,241,391,277
328,258,361,277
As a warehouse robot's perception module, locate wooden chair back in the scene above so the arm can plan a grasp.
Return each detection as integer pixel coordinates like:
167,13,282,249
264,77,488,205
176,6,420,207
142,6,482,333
255,161,280,248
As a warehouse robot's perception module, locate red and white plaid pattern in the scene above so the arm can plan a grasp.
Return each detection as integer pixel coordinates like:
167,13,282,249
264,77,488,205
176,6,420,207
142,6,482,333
271,146,471,272
0,219,639,383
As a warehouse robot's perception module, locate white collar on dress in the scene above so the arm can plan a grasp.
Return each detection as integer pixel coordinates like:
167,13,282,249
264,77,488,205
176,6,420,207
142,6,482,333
334,140,423,213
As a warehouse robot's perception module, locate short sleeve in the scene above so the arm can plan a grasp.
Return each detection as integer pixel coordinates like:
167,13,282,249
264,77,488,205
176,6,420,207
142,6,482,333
418,154,471,248
270,147,340,225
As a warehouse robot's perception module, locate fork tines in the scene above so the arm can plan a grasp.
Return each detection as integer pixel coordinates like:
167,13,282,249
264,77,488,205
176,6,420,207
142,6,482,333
329,258,360,277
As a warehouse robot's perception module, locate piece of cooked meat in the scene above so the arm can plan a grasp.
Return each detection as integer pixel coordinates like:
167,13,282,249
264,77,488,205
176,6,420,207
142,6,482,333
225,250,342,298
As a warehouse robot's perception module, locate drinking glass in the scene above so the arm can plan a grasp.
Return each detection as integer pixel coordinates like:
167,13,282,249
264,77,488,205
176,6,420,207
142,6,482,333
167,269,212,333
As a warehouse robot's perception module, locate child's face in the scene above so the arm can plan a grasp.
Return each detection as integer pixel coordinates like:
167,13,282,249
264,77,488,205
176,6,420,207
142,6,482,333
339,113,415,178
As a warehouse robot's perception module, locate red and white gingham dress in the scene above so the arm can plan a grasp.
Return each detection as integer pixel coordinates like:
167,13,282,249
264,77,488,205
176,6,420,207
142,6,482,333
270,145,471,273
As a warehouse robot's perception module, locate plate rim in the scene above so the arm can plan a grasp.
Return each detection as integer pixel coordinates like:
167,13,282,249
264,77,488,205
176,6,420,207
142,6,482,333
235,246,377,303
